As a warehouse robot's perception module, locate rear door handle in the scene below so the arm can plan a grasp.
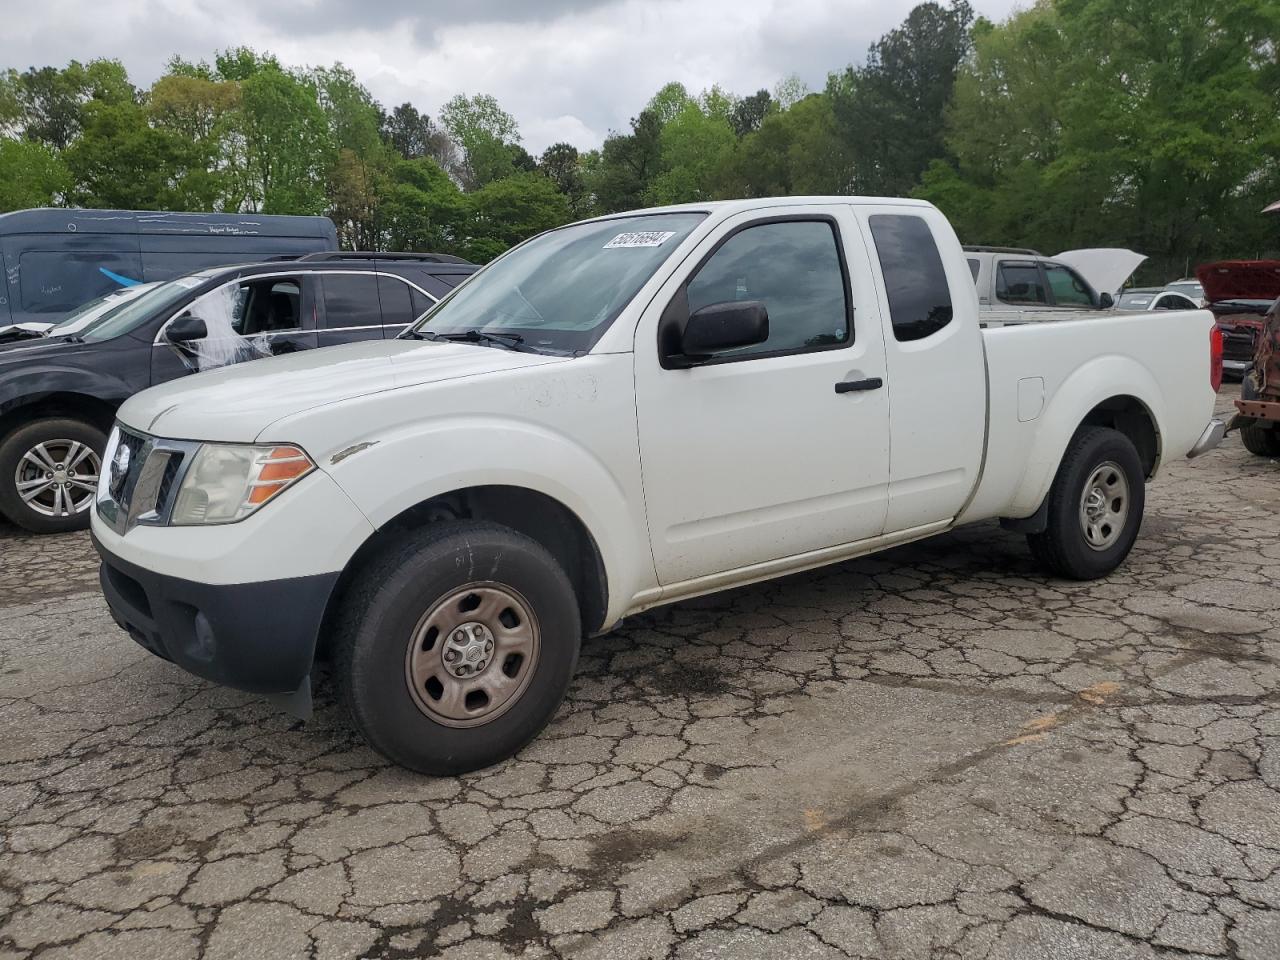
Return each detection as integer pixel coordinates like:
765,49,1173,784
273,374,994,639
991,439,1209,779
834,377,883,394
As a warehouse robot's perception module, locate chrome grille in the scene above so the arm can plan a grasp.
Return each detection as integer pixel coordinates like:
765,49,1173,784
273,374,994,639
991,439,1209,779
96,427,200,534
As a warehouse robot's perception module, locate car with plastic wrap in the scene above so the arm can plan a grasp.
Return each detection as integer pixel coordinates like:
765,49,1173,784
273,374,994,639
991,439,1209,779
92,196,1225,775
0,252,473,533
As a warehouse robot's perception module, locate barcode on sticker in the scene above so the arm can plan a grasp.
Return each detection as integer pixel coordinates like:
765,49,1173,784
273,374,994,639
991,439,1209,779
604,231,676,249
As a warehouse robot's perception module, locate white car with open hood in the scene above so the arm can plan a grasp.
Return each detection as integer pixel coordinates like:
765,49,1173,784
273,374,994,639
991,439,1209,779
92,197,1224,774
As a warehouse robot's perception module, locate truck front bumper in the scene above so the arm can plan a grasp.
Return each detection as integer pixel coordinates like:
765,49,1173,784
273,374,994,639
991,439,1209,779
1186,418,1226,458
94,533,338,698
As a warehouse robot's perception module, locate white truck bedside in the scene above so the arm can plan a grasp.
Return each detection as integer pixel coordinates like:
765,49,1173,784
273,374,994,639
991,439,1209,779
92,197,1225,775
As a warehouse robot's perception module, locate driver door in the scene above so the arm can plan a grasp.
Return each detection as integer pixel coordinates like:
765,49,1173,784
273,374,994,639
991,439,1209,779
634,207,891,586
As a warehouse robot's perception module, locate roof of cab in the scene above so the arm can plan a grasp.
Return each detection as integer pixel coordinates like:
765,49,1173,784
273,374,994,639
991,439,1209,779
0,208,337,238
576,195,935,225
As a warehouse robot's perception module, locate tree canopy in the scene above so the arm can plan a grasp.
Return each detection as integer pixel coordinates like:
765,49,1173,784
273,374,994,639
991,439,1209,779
1,0,1276,273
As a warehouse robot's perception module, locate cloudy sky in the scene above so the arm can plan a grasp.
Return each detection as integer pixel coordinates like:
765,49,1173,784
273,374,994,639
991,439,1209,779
3,0,1023,154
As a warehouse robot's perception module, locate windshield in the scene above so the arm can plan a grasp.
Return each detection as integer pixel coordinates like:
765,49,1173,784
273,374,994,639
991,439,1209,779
79,271,221,342
410,212,706,354
49,284,158,336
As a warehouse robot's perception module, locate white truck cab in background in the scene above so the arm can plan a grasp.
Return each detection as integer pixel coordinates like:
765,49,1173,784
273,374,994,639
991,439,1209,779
92,197,1224,774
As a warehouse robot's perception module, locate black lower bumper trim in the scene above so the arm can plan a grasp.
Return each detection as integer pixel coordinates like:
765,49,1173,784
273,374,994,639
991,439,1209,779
93,533,339,695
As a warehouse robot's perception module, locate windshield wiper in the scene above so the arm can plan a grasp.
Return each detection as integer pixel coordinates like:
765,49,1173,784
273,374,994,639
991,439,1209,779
419,329,529,351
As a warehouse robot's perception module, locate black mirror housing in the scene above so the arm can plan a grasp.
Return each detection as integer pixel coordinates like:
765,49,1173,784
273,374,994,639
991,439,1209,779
1098,291,1114,309
676,300,769,362
166,314,208,344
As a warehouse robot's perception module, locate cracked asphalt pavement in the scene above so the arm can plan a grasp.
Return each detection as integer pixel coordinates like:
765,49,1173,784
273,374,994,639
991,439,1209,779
2,387,1279,959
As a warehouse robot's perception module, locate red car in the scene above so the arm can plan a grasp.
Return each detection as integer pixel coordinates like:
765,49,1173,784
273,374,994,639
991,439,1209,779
1201,261,1280,455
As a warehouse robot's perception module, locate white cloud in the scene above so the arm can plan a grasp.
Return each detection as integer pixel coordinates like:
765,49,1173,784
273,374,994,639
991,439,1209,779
1,0,1023,154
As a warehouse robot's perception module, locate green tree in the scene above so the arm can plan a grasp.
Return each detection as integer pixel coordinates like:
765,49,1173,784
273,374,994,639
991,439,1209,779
717,92,851,198
0,139,70,210
236,63,333,214
315,65,388,247
830,0,974,196
587,109,663,213
538,142,590,215
439,93,521,189
920,0,1280,277
379,156,467,253
462,171,570,262
646,98,735,204
64,100,219,209
381,102,460,177
729,89,773,137
2,60,134,150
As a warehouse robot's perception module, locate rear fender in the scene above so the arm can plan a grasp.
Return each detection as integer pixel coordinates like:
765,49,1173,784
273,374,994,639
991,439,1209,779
1004,356,1165,518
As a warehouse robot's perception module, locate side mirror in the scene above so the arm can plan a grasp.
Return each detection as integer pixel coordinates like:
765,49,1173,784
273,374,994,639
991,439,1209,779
674,300,769,364
165,313,208,344
1098,292,1114,309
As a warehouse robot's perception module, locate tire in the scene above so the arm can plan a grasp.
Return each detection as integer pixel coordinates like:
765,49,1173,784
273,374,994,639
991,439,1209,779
0,418,107,534
1027,426,1145,581
334,521,582,775
1240,421,1280,457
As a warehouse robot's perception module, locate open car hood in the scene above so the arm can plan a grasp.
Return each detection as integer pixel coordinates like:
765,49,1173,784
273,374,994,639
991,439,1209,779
1196,261,1280,304
1054,249,1147,296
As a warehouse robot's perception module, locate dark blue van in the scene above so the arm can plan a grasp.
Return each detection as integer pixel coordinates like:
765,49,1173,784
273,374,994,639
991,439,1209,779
0,209,338,327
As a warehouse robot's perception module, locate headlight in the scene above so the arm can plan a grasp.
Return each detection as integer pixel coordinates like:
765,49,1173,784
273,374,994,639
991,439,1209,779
171,443,314,525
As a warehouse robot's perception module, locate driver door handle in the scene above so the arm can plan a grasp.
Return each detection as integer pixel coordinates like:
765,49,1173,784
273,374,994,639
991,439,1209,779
834,377,883,394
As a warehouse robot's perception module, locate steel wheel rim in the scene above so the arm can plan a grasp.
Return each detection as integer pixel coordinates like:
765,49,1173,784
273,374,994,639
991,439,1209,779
14,439,101,519
1079,459,1129,551
404,582,541,728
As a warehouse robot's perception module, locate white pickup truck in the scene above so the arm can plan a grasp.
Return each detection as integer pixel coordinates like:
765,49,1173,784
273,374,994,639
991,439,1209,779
92,197,1225,774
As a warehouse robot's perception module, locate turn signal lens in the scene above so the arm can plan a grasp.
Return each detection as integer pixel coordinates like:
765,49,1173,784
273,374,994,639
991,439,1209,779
171,443,315,525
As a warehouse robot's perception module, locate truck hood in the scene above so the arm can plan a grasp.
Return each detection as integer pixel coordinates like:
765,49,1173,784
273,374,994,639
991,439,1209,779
118,338,570,442
1196,261,1280,304
1054,249,1147,296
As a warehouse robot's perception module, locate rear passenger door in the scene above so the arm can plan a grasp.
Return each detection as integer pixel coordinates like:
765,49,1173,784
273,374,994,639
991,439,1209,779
316,273,384,347
859,206,986,532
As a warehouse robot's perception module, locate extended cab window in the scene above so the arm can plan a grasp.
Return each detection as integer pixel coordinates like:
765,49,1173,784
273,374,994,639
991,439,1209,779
996,261,1047,305
321,274,381,328
1044,263,1094,307
869,214,953,341
684,219,849,358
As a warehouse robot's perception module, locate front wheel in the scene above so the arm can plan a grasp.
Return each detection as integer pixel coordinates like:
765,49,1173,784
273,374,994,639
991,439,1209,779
1027,426,1145,580
0,418,106,534
334,521,582,775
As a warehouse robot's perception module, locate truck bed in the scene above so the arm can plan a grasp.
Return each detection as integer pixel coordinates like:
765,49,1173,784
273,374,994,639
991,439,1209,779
962,308,1217,524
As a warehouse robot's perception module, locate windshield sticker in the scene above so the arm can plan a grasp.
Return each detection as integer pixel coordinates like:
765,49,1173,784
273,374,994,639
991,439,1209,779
604,231,676,249
172,276,204,289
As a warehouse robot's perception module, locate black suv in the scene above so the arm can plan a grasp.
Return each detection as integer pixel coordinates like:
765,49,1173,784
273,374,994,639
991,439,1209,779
0,252,475,533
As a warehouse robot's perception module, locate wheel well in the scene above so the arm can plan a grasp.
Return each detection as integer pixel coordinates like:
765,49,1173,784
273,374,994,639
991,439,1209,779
0,394,118,444
319,486,609,656
1081,396,1160,476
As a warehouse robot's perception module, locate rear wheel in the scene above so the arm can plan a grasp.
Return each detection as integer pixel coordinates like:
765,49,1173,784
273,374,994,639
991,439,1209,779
1240,421,1280,457
1027,426,1145,580
0,418,106,534
334,521,581,775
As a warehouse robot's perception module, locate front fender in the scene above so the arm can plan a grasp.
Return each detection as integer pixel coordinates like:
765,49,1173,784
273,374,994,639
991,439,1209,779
319,417,650,626
1005,355,1166,518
